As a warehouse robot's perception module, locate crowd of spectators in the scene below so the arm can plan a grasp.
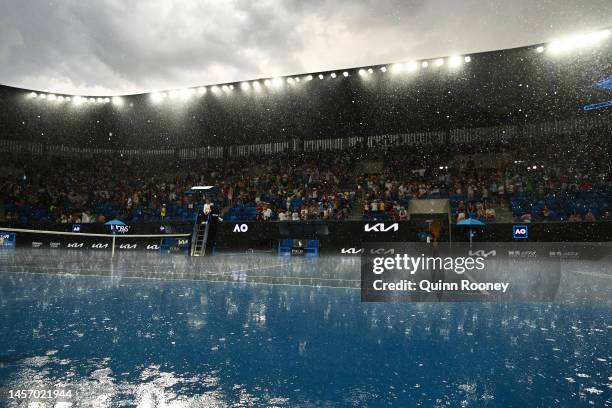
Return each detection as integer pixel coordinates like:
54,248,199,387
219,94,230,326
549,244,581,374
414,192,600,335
1,130,610,225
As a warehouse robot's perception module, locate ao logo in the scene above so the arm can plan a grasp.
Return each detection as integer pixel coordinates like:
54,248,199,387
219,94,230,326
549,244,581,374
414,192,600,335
364,223,399,232
513,225,528,239
233,224,249,232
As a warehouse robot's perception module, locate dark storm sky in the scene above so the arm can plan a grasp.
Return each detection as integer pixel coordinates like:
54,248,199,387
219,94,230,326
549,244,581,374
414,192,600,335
0,0,610,95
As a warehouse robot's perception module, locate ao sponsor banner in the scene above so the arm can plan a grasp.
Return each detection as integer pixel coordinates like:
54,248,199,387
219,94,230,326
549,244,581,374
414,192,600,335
360,242,612,303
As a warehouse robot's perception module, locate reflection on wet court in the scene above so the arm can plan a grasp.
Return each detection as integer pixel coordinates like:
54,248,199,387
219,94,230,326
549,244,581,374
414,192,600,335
0,249,611,407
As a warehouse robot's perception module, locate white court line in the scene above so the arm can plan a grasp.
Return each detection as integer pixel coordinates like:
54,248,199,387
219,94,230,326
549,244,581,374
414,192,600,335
0,269,360,290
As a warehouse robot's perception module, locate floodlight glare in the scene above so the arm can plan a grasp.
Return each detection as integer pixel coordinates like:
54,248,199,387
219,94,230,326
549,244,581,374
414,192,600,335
252,81,261,90
39,94,47,99
318,74,324,80
229,84,234,90
380,66,387,72
169,90,179,99
103,97,110,103
241,82,250,90
58,95,65,101
111,96,123,106
358,69,366,76
272,77,283,87
342,71,349,77
48,94,57,101
197,87,207,94
29,92,37,98
221,85,229,92
464,56,471,63
97,97,104,103
367,68,374,74
330,72,337,78
89,98,96,103
391,63,403,73
306,75,313,81
151,92,166,103
422,61,429,68
295,77,301,82
211,85,220,93
66,97,71,102
264,79,272,87
287,77,294,84
435,58,444,67
536,46,545,53
73,96,83,105
448,56,462,68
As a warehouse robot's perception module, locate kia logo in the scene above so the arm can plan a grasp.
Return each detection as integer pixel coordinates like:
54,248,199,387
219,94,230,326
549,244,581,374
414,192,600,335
91,243,109,249
146,244,160,250
119,244,137,249
67,243,84,248
364,223,399,232
468,250,496,257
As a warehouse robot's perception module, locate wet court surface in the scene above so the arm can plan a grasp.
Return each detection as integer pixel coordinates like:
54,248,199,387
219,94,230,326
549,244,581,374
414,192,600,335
0,249,610,407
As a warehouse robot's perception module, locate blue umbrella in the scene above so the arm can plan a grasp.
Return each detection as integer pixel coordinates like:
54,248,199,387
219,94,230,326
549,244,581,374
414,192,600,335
457,218,485,226
457,218,485,246
104,219,126,226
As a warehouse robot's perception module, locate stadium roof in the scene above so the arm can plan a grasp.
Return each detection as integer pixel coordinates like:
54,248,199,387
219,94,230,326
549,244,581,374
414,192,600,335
0,29,610,149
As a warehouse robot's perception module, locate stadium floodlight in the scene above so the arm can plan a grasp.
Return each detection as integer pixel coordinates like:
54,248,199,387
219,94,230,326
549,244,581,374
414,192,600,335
241,82,250,90
548,29,611,54
318,74,324,80
272,77,284,87
358,69,366,76
89,98,96,103
287,77,294,84
406,61,418,72
421,61,429,68
252,81,262,90
211,85,220,93
179,89,195,98
380,66,387,72
391,63,403,73
151,92,166,102
168,90,179,99
464,56,471,63
28,92,37,98
330,72,337,78
342,71,349,77
58,95,65,102
295,77,301,82
448,56,462,68
306,75,313,81
103,97,110,103
73,96,83,105
264,79,272,87
66,96,71,102
229,84,234,90
435,58,444,67
111,96,123,106
221,85,229,92
39,93,46,99
197,86,207,95
536,46,545,53
48,94,57,101
97,97,104,103
367,68,374,74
